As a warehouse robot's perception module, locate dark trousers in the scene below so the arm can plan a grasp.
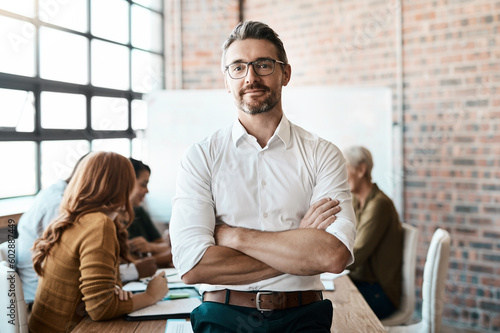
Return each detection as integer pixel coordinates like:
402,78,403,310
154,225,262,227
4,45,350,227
352,280,396,320
190,299,333,333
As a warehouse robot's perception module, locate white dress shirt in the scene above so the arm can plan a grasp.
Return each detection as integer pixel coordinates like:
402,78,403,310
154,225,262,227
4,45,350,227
170,115,356,293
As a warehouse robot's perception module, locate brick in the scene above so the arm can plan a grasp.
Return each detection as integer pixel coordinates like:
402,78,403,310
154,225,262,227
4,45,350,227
484,254,500,262
481,301,500,312
455,206,479,213
470,242,493,250
470,265,494,273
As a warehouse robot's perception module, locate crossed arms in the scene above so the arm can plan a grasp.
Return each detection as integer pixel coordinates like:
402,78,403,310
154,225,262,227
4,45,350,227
181,198,351,285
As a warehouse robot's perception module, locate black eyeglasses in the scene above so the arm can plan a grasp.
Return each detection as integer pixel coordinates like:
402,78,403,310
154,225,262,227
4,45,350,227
224,59,286,79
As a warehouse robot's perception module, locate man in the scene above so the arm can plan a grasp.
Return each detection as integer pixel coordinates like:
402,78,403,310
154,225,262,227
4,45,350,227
344,146,403,319
170,21,356,332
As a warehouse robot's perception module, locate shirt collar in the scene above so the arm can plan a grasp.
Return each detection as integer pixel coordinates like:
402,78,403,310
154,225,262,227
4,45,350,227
231,114,291,149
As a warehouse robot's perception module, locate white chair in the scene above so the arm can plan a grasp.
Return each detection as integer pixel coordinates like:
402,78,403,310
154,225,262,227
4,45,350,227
382,222,419,326
386,228,451,333
0,240,10,261
0,260,28,333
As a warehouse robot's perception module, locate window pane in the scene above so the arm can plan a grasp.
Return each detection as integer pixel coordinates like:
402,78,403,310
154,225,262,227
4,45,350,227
131,99,147,130
0,1,35,17
0,16,36,77
92,139,130,157
0,142,37,198
39,0,88,33
41,92,86,129
40,27,88,84
91,40,129,90
40,140,90,189
131,135,146,160
131,49,163,93
91,0,129,44
91,96,128,131
0,88,35,132
132,0,162,12
131,5,162,53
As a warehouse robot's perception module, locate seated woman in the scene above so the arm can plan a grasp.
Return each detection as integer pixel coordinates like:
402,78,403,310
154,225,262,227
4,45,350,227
29,152,169,333
344,146,403,320
126,158,173,268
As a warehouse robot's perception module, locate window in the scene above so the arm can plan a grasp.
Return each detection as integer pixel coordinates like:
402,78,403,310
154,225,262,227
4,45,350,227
0,0,164,199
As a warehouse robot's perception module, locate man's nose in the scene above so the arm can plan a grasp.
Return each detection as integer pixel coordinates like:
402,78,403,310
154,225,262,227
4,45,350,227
245,64,260,83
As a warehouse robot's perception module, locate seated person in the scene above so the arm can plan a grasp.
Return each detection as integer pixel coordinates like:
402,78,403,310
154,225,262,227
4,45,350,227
344,146,403,320
29,152,169,332
16,154,155,306
127,158,173,267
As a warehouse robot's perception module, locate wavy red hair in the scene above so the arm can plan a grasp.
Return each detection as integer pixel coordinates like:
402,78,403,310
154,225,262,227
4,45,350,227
33,151,136,276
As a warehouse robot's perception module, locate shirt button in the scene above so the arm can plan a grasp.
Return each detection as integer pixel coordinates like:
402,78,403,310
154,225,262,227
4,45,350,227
263,213,268,218
262,180,266,186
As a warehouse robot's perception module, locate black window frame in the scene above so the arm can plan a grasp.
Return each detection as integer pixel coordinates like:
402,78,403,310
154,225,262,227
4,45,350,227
0,0,164,199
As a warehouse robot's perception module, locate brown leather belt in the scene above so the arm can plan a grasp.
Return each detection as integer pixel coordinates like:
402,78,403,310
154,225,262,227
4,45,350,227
203,290,323,311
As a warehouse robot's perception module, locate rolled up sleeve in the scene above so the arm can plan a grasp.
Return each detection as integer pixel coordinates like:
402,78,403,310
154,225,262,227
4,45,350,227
312,140,357,266
170,142,217,277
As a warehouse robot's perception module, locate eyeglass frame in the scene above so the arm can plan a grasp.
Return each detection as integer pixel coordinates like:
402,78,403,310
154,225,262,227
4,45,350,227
224,58,286,79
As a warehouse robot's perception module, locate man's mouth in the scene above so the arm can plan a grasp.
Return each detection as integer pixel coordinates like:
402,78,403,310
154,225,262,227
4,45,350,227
241,83,269,96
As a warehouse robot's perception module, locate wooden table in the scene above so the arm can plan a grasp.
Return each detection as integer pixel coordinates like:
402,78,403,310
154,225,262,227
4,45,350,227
73,275,386,333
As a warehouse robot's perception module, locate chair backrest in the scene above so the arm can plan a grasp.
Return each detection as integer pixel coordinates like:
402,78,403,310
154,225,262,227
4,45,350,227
0,261,28,333
420,228,450,333
382,222,419,326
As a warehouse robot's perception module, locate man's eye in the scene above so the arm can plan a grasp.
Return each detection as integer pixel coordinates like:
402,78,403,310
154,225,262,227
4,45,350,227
232,65,244,72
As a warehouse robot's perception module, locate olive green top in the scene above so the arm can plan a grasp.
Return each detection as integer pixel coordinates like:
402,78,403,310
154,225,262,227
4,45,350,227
348,184,403,308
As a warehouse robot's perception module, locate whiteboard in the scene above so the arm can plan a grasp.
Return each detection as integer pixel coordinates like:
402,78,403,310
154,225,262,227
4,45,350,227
145,86,393,223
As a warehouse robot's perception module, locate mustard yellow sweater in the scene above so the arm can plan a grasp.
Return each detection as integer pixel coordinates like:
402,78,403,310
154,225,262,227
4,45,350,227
29,212,133,332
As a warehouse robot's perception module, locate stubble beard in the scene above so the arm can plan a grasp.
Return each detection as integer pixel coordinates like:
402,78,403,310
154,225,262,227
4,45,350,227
237,84,280,115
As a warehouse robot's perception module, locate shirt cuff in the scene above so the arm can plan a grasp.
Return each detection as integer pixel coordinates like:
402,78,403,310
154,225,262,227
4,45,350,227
119,263,139,283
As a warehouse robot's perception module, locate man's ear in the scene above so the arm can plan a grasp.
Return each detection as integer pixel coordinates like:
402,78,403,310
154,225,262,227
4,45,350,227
282,64,292,87
224,75,231,93
358,163,367,179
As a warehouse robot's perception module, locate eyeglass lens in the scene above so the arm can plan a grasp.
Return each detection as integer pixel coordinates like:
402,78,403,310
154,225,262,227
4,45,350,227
228,59,275,79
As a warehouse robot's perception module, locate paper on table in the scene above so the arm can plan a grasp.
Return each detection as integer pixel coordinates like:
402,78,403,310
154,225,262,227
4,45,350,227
320,269,350,291
123,281,147,292
127,297,202,318
165,319,193,333
320,269,350,281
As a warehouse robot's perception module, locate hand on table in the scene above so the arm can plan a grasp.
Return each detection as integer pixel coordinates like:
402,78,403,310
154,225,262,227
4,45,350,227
145,271,169,303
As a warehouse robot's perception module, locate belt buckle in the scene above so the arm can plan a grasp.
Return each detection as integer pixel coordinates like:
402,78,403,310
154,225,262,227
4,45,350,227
256,291,274,312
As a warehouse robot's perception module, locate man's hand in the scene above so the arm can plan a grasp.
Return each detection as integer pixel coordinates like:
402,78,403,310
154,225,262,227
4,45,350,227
299,198,341,230
129,236,152,254
214,224,236,247
135,256,158,278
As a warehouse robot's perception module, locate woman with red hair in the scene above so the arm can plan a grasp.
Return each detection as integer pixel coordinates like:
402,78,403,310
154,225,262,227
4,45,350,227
30,151,169,332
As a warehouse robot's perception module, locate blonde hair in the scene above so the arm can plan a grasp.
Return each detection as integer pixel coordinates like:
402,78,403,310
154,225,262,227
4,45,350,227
343,146,373,182
33,151,136,276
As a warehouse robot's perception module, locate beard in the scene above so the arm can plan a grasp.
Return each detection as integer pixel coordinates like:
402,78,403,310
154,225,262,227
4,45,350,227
236,82,280,115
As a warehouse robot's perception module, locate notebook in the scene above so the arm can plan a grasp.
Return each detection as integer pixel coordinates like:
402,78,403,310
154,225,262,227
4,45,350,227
126,297,202,321
165,319,193,333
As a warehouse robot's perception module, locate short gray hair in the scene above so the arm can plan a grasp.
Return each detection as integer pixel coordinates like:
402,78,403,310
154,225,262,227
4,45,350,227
343,146,373,182
221,21,288,72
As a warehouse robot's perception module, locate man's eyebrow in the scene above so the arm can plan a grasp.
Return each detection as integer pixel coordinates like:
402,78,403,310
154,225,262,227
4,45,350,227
227,57,275,65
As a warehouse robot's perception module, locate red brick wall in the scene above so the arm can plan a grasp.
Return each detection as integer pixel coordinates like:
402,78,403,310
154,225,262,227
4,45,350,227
168,0,500,331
